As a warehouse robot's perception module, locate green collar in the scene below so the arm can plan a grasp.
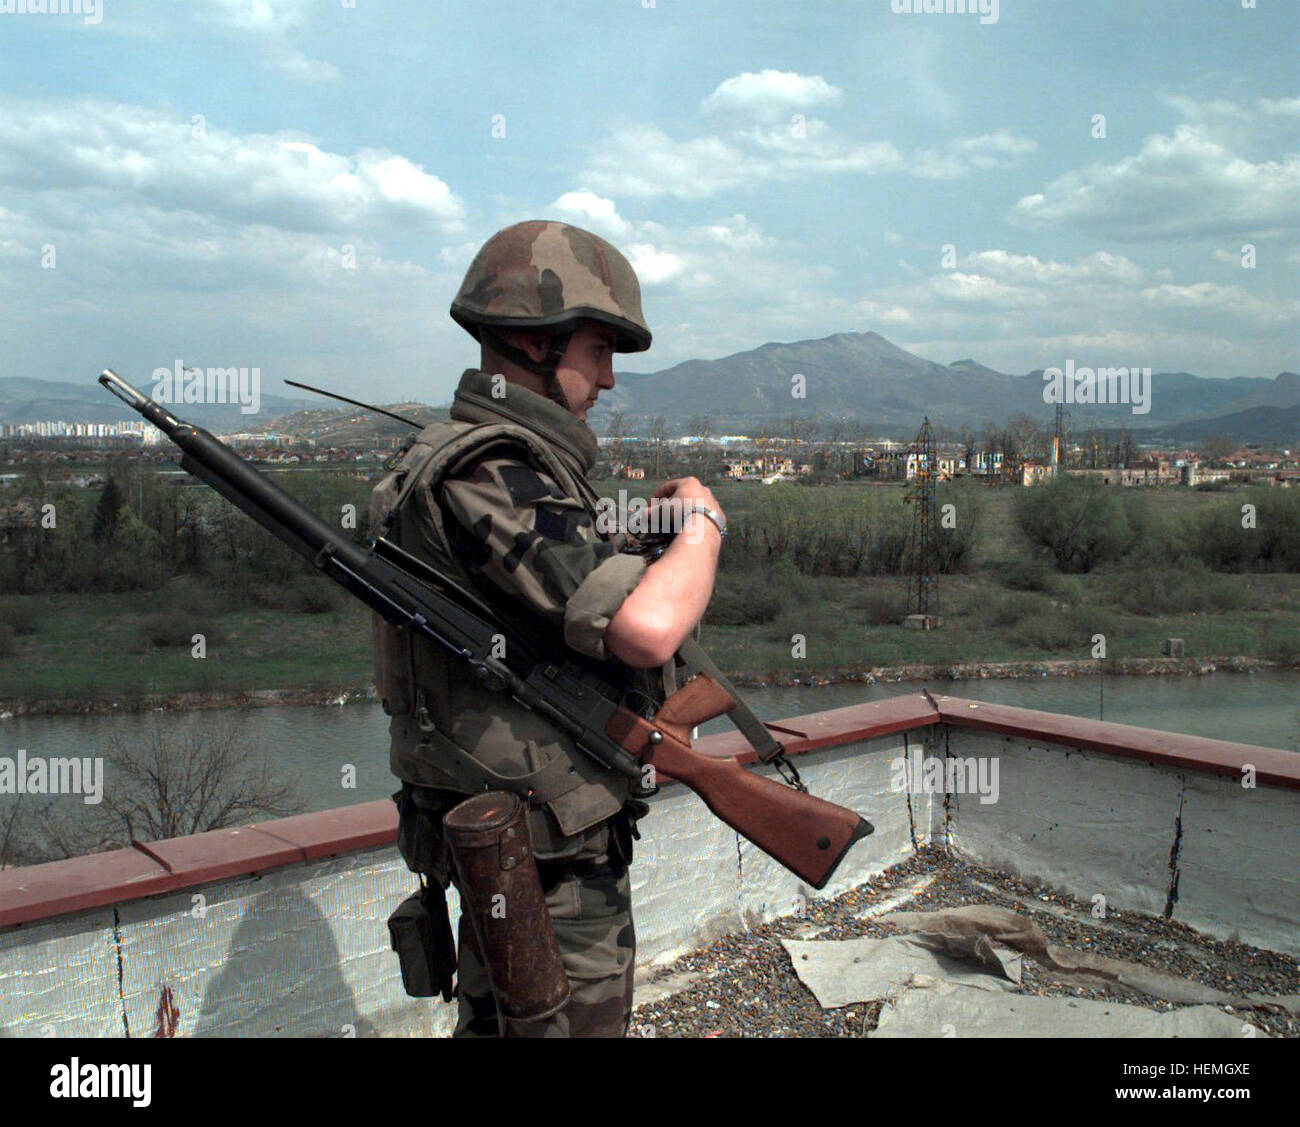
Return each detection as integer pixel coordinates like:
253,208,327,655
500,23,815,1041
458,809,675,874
449,369,599,473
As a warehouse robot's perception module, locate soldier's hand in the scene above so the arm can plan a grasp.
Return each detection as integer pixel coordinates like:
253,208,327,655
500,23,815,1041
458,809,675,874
651,477,725,523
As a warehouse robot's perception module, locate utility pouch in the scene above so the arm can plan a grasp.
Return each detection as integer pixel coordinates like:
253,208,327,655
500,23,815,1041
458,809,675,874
387,880,457,1002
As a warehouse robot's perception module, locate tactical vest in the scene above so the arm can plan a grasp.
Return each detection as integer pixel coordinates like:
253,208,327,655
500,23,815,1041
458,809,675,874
368,414,659,853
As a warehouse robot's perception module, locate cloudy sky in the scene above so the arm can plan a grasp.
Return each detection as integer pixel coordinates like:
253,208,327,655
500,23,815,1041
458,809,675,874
1,0,1296,409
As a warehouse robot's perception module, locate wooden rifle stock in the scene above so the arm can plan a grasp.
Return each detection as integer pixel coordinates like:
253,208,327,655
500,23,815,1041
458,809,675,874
607,675,873,890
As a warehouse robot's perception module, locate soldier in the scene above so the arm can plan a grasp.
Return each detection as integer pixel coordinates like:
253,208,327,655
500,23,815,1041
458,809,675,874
370,220,727,1037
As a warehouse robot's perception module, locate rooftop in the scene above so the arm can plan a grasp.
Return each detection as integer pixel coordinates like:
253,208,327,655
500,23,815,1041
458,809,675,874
0,691,1295,1038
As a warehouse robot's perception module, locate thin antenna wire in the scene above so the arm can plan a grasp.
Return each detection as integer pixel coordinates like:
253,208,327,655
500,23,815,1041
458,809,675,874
283,379,422,429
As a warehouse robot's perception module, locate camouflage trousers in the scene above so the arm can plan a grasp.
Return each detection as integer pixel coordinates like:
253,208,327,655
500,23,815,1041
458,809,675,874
393,783,636,1038
454,857,636,1038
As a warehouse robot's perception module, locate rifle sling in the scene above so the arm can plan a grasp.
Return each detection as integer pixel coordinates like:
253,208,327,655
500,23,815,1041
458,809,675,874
674,637,785,763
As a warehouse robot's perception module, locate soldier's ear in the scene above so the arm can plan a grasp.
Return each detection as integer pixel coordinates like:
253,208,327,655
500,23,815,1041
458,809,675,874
507,330,552,364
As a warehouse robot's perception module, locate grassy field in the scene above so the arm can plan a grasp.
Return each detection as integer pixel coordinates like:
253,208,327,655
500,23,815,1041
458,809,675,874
1,480,1297,705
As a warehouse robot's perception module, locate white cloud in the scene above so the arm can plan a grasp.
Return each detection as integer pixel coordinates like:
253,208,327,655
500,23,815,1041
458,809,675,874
1139,281,1294,323
1011,99,1300,240
762,244,1298,380
548,191,684,284
584,72,1029,198
582,119,901,200
0,100,465,235
1158,93,1300,152
700,70,843,121
550,190,632,240
965,249,1145,286
914,130,1038,179
932,271,1045,306
200,0,340,84
274,49,341,85
206,0,306,32
626,244,685,285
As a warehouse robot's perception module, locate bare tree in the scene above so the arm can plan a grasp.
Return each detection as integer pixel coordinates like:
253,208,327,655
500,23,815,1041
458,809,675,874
959,424,977,476
980,422,1002,479
1199,435,1235,465
648,415,669,478
688,414,715,480
604,409,629,475
826,417,848,478
3,718,303,866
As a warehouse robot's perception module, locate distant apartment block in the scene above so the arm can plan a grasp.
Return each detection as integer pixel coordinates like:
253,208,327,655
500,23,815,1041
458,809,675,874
0,419,164,444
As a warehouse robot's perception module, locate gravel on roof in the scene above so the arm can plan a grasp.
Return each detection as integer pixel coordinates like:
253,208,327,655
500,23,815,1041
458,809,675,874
630,847,1300,1038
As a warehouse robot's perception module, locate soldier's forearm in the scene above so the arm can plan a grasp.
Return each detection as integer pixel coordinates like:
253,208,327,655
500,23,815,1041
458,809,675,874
604,516,721,667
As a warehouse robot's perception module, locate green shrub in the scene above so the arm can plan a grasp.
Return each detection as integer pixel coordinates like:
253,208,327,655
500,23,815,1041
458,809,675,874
999,560,1057,593
858,584,910,625
286,579,340,615
138,613,227,649
1016,611,1078,651
1123,497,1191,564
1065,603,1119,643
730,485,912,576
933,480,983,573
1109,564,1249,616
705,572,785,626
984,591,1054,628
0,621,15,658
1015,477,1135,572
1261,623,1300,660
1050,574,1087,603
0,596,40,636
1015,604,1117,652
160,574,226,618
1188,487,1300,573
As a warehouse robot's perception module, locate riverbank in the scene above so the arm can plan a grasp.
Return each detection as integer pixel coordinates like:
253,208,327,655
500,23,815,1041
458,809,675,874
2,655,1296,718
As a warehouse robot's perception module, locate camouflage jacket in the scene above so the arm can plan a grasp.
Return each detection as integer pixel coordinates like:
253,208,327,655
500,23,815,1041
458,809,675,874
369,369,667,860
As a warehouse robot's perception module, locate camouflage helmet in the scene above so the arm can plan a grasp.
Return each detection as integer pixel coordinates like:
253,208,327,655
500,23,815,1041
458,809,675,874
451,220,652,357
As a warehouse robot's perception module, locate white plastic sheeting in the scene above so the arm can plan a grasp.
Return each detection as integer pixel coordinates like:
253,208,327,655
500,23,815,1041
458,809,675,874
869,987,1267,1038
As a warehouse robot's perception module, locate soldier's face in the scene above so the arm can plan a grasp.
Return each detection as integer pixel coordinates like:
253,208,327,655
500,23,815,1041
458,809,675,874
555,323,618,421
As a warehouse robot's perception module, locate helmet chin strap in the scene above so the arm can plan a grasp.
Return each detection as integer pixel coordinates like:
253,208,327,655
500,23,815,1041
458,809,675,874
479,326,576,412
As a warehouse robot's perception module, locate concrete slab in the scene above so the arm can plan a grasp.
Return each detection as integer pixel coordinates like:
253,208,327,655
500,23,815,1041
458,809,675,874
783,936,1020,1009
868,985,1268,1038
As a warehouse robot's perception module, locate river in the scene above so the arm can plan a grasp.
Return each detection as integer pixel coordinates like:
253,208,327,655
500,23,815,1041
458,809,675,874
1,671,1296,836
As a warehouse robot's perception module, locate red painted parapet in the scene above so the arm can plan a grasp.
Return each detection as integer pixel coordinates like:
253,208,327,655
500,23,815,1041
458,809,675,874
927,693,1300,792
0,799,397,930
0,690,1293,929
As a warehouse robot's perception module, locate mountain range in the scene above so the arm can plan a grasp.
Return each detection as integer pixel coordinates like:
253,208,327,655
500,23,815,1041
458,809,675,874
3,332,1297,445
599,332,1300,440
0,376,315,432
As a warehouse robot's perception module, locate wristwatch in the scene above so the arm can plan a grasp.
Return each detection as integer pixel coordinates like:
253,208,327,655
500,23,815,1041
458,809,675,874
680,502,727,539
